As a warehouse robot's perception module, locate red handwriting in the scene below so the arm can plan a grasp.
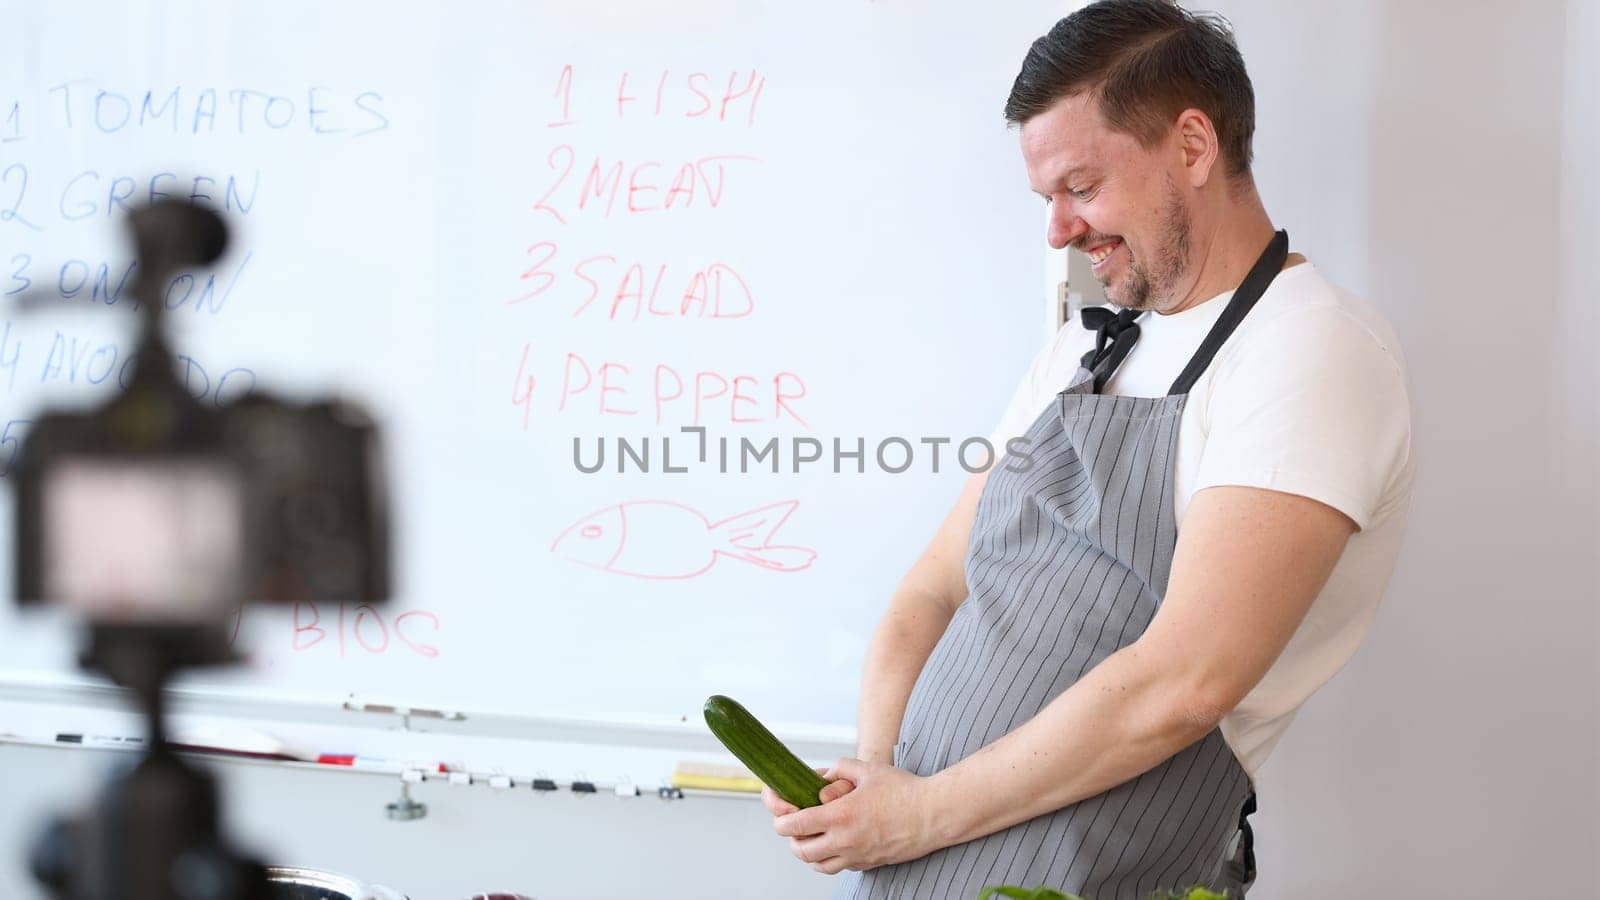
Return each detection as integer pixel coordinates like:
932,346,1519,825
512,342,536,428
509,246,755,320
292,600,442,659
508,347,808,427
546,66,766,127
552,499,814,579
549,64,578,128
532,147,761,223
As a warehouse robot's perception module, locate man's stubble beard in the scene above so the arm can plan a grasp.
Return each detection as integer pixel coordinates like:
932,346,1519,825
1105,180,1192,312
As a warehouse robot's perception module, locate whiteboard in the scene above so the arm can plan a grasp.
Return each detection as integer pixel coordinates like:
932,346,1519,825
0,0,1056,740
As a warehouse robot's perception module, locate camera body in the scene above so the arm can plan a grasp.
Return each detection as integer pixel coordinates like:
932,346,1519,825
14,392,390,635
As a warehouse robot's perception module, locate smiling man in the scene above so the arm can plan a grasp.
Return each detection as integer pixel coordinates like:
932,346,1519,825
762,2,1415,898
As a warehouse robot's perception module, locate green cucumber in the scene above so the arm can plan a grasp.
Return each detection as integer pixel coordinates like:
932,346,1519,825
703,694,830,809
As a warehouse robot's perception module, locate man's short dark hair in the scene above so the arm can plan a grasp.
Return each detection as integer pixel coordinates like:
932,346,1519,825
1004,0,1257,181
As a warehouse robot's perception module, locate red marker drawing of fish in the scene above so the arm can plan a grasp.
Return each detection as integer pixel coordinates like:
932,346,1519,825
550,499,817,579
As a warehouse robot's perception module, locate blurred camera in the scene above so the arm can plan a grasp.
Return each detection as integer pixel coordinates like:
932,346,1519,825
16,197,392,900
14,392,390,627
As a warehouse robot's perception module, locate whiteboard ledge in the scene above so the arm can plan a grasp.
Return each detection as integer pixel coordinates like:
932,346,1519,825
0,669,857,761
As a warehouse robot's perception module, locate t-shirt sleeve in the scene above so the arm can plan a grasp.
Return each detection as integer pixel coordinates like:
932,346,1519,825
1193,308,1412,531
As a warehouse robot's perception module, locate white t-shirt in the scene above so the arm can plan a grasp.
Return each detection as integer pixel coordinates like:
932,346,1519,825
987,261,1414,778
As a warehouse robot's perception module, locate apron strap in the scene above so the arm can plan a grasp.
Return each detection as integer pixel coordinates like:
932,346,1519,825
1222,790,1259,890
1166,229,1290,396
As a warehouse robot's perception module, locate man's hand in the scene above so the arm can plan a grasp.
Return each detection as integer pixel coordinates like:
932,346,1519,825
760,766,854,819
766,758,942,875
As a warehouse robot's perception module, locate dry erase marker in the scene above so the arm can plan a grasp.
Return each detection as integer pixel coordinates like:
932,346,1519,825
316,754,447,773
56,733,144,750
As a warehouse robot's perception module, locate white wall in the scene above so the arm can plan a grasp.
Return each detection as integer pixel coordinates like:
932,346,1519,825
1569,2,1600,888
1210,0,1600,896
3,3,1597,898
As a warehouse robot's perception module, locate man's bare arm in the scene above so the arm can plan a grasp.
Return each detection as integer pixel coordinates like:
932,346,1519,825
921,485,1356,846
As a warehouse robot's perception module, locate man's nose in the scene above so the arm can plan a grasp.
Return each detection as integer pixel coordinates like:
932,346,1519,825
1048,206,1089,250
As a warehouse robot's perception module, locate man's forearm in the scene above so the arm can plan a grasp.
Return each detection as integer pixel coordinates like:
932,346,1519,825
924,643,1219,848
854,587,959,763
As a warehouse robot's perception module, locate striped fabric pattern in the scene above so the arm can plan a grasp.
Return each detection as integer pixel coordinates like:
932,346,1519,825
835,370,1252,900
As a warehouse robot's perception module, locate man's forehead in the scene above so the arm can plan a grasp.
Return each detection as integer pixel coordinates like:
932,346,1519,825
1021,94,1136,183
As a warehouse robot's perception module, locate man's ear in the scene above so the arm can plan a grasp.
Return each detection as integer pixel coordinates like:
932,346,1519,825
1174,108,1220,188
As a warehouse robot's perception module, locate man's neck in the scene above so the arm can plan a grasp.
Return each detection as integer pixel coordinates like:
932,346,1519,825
1160,193,1286,316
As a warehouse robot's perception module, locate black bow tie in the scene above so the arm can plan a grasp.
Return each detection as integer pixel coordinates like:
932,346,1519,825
1078,306,1143,393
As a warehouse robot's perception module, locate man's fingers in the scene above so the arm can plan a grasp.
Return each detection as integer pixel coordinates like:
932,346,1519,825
789,833,837,864
766,771,851,813
760,785,798,817
810,856,849,876
819,778,856,803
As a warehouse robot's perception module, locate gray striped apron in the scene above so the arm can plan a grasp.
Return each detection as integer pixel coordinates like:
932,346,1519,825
836,231,1288,900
